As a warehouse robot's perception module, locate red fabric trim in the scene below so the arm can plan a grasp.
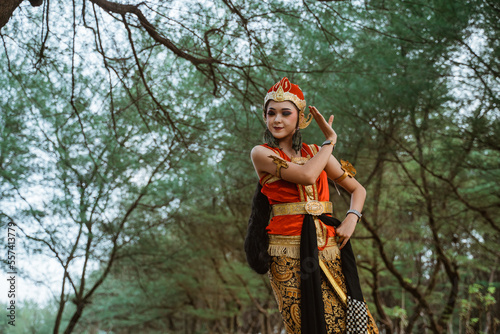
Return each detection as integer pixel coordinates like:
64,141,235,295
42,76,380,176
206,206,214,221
259,143,336,239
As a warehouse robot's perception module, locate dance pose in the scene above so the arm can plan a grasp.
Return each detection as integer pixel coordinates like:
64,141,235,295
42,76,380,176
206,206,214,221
246,77,379,333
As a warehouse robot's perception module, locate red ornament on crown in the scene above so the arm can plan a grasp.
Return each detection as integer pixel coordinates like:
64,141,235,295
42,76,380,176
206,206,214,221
264,77,312,129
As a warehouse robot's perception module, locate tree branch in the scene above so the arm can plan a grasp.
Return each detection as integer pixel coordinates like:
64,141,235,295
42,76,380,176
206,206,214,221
89,0,220,66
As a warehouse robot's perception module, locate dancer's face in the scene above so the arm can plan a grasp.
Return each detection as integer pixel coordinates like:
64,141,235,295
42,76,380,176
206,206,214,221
265,100,300,140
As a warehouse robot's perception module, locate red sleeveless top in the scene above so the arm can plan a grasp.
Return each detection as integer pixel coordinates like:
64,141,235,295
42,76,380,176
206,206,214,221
259,143,336,239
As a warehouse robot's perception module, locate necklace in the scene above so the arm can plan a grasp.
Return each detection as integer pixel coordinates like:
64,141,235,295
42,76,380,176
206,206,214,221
282,147,306,160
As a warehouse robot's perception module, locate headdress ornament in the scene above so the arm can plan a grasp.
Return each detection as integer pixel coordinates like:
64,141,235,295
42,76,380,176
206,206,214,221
264,77,312,129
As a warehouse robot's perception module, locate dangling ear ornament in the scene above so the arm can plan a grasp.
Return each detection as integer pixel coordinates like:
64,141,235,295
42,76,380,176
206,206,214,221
298,112,313,129
292,127,302,153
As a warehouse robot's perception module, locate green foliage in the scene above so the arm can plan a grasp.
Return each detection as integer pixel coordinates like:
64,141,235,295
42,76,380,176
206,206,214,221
0,0,498,333
460,284,499,334
0,300,56,334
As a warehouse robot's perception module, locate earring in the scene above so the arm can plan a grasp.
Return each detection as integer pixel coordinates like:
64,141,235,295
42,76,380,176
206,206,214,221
264,128,280,148
292,128,302,153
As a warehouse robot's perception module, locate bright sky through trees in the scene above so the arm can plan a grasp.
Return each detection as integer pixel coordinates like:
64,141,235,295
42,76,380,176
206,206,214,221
1,0,499,333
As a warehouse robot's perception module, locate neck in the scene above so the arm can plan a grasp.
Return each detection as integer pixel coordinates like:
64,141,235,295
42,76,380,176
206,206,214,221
278,135,297,156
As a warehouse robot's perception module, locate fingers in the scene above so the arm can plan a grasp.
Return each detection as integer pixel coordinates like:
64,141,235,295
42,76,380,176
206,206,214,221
309,106,334,125
308,106,322,121
336,235,349,250
309,106,323,117
309,106,329,125
309,106,322,117
339,237,349,250
336,220,356,250
336,227,350,250
309,106,336,140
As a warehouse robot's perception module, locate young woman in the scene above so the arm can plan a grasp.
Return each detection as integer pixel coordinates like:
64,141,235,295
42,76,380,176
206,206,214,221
246,77,379,333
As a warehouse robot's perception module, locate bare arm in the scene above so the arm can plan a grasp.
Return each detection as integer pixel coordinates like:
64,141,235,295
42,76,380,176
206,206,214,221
251,144,334,185
252,106,336,185
325,155,367,249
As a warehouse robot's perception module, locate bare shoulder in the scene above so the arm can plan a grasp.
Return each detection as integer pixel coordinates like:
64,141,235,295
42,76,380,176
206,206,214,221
250,145,278,161
251,145,281,178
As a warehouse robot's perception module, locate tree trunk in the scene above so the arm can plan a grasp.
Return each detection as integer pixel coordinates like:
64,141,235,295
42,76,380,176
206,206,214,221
63,303,85,334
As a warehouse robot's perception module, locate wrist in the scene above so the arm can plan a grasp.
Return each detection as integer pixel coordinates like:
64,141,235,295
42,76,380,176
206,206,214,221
321,139,336,148
346,209,362,222
345,213,359,223
344,216,359,227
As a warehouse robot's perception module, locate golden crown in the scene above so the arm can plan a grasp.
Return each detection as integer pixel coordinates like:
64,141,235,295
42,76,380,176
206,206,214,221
264,77,312,129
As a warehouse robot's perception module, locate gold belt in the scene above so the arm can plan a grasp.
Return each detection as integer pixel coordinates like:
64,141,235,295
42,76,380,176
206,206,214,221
272,200,333,216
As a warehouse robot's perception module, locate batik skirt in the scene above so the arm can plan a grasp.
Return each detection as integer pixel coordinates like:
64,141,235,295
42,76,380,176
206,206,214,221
267,235,379,334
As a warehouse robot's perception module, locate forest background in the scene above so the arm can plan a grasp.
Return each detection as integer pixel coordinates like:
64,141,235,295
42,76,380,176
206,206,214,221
0,0,499,333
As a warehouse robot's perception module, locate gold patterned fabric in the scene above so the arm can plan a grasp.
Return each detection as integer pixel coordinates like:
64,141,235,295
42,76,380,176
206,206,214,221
268,235,339,260
268,252,379,334
272,201,333,216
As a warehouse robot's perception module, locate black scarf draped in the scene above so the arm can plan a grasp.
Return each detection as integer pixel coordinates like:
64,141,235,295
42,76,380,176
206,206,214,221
301,214,368,334
245,182,368,333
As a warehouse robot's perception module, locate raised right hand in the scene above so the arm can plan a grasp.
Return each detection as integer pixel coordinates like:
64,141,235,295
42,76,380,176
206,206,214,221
308,106,337,142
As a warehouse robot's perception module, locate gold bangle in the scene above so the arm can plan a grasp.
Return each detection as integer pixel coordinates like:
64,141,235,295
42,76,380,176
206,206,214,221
268,155,289,178
334,160,357,183
333,170,348,183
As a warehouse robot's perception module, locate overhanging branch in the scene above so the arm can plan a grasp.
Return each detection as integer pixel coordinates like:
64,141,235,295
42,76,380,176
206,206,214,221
89,0,220,66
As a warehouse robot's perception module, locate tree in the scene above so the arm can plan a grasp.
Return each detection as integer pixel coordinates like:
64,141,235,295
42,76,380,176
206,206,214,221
1,0,498,333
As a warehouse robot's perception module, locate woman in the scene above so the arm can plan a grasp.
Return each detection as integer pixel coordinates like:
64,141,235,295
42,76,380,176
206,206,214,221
246,77,379,333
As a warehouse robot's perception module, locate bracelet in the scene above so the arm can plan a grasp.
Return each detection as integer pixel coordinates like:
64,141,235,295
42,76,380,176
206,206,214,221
268,155,289,178
346,209,362,221
334,170,348,183
321,140,336,151
334,160,356,184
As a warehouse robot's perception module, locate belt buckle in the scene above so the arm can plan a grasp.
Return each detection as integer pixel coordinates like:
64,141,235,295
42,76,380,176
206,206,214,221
304,200,324,216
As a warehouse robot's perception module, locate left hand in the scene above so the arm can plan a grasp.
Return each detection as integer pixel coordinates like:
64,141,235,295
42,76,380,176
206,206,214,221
335,215,358,249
